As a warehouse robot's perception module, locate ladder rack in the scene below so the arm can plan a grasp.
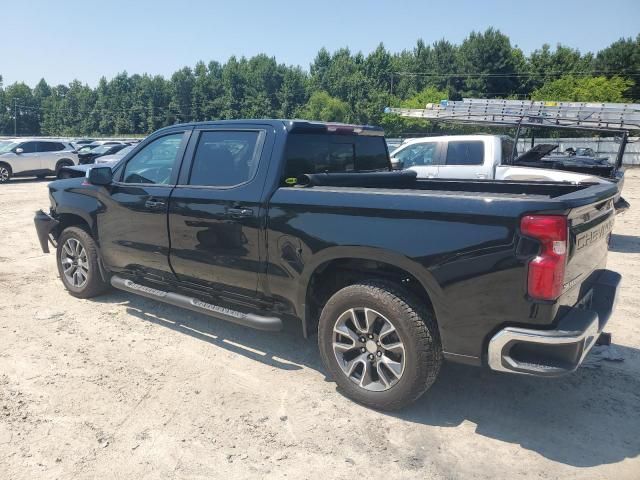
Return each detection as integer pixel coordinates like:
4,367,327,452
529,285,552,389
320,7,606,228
385,98,640,131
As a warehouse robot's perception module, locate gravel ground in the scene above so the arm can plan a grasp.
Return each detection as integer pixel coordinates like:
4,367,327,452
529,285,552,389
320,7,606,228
1,173,639,479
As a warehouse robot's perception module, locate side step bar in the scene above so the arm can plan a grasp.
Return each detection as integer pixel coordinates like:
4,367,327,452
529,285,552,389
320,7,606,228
110,276,283,332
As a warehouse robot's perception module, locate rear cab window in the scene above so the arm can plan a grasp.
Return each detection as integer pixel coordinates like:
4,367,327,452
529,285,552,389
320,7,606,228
444,141,484,166
283,133,389,184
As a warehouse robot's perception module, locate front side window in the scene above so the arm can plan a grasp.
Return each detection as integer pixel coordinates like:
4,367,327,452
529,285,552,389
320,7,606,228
445,141,484,166
18,142,38,154
394,143,438,167
122,133,183,184
188,130,262,187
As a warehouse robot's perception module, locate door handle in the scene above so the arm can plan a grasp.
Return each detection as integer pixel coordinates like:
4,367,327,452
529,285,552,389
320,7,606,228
145,198,165,209
227,207,253,218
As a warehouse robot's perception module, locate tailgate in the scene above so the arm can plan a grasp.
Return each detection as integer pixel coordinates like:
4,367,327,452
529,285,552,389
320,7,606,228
564,197,616,292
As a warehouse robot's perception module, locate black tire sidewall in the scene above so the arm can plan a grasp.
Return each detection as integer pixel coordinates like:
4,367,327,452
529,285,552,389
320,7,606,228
318,282,440,410
56,226,106,298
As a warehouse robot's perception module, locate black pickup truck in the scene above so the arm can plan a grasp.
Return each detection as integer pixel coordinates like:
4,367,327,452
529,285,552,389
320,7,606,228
34,120,621,409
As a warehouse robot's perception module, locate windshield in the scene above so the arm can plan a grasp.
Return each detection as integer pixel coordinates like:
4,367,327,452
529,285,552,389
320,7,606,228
92,145,113,154
0,142,19,154
115,145,133,156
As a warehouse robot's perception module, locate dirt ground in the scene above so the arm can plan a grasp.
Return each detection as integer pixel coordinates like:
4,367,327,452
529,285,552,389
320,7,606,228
1,172,639,480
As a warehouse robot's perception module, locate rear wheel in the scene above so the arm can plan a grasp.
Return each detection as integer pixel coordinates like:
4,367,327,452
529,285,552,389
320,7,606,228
0,163,11,184
56,226,110,298
55,160,74,177
318,281,442,410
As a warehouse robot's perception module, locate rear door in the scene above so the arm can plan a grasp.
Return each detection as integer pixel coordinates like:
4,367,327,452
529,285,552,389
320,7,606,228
438,139,490,179
167,125,274,297
97,129,191,278
37,141,66,171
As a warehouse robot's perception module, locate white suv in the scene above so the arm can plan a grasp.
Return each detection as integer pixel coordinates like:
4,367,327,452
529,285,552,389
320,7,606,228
0,139,78,183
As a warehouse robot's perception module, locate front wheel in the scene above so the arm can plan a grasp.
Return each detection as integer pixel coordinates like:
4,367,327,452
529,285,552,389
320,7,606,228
56,226,110,298
318,281,442,410
0,164,11,184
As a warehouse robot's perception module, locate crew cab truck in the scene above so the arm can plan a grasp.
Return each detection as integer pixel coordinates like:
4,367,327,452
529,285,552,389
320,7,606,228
390,134,609,182
34,120,621,409
390,134,629,212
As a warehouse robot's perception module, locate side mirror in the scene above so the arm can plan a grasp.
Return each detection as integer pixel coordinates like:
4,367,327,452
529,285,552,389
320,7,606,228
87,166,113,186
390,157,404,170
15,147,24,154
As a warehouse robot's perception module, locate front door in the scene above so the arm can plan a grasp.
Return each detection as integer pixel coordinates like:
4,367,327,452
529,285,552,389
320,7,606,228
167,126,273,298
97,130,190,279
392,141,441,178
11,141,40,174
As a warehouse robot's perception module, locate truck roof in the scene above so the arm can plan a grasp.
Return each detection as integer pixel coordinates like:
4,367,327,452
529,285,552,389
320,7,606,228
155,119,385,136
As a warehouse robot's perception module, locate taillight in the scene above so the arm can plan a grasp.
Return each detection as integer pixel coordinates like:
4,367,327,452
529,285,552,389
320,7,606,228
521,215,568,301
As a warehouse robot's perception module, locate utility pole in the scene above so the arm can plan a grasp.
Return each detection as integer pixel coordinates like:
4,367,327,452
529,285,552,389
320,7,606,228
13,98,19,136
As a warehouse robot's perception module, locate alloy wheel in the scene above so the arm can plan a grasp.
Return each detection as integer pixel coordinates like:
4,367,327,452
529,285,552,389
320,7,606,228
332,307,406,392
61,238,89,288
0,167,9,183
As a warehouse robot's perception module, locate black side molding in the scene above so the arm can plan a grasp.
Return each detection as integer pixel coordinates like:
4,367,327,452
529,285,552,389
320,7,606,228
110,276,283,332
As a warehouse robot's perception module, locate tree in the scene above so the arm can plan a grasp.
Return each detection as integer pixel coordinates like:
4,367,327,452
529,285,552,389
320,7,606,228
457,28,524,98
594,36,640,99
531,75,634,102
300,91,349,122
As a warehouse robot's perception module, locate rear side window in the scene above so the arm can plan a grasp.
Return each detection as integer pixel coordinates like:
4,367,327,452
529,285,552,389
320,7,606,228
38,142,65,152
445,141,484,166
283,134,389,181
189,130,262,187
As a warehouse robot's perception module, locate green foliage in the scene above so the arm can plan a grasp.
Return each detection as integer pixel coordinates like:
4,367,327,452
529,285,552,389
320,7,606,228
0,29,638,136
300,91,349,122
531,75,634,102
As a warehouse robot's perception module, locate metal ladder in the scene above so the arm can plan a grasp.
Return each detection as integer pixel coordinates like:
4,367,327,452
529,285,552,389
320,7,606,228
385,98,640,131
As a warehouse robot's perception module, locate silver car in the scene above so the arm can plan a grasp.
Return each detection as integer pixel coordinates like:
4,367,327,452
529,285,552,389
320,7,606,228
0,139,78,183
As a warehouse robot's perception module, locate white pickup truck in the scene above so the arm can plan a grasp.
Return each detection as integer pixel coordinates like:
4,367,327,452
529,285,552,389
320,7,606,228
389,134,605,184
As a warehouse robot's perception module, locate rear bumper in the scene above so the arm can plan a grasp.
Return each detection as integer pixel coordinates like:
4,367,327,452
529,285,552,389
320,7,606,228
34,209,59,253
488,269,621,376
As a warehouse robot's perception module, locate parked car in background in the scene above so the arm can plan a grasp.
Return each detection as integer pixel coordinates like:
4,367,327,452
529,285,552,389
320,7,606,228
72,139,96,149
389,134,628,211
0,139,78,183
95,145,134,165
78,143,130,165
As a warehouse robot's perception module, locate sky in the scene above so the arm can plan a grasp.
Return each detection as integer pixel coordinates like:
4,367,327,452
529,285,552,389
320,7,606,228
2,0,639,87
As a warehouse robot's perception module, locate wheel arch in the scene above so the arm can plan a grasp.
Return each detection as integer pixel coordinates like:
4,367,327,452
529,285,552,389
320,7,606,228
54,210,94,240
298,247,442,338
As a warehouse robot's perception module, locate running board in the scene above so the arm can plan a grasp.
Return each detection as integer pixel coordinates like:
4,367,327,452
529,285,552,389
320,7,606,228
110,276,283,332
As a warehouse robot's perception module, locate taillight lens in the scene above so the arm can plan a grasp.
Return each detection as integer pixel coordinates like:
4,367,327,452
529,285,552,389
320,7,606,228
521,215,568,301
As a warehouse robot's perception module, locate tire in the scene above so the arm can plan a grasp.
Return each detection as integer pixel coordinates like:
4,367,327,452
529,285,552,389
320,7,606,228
55,160,74,177
318,281,442,410
56,226,110,298
0,163,11,184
